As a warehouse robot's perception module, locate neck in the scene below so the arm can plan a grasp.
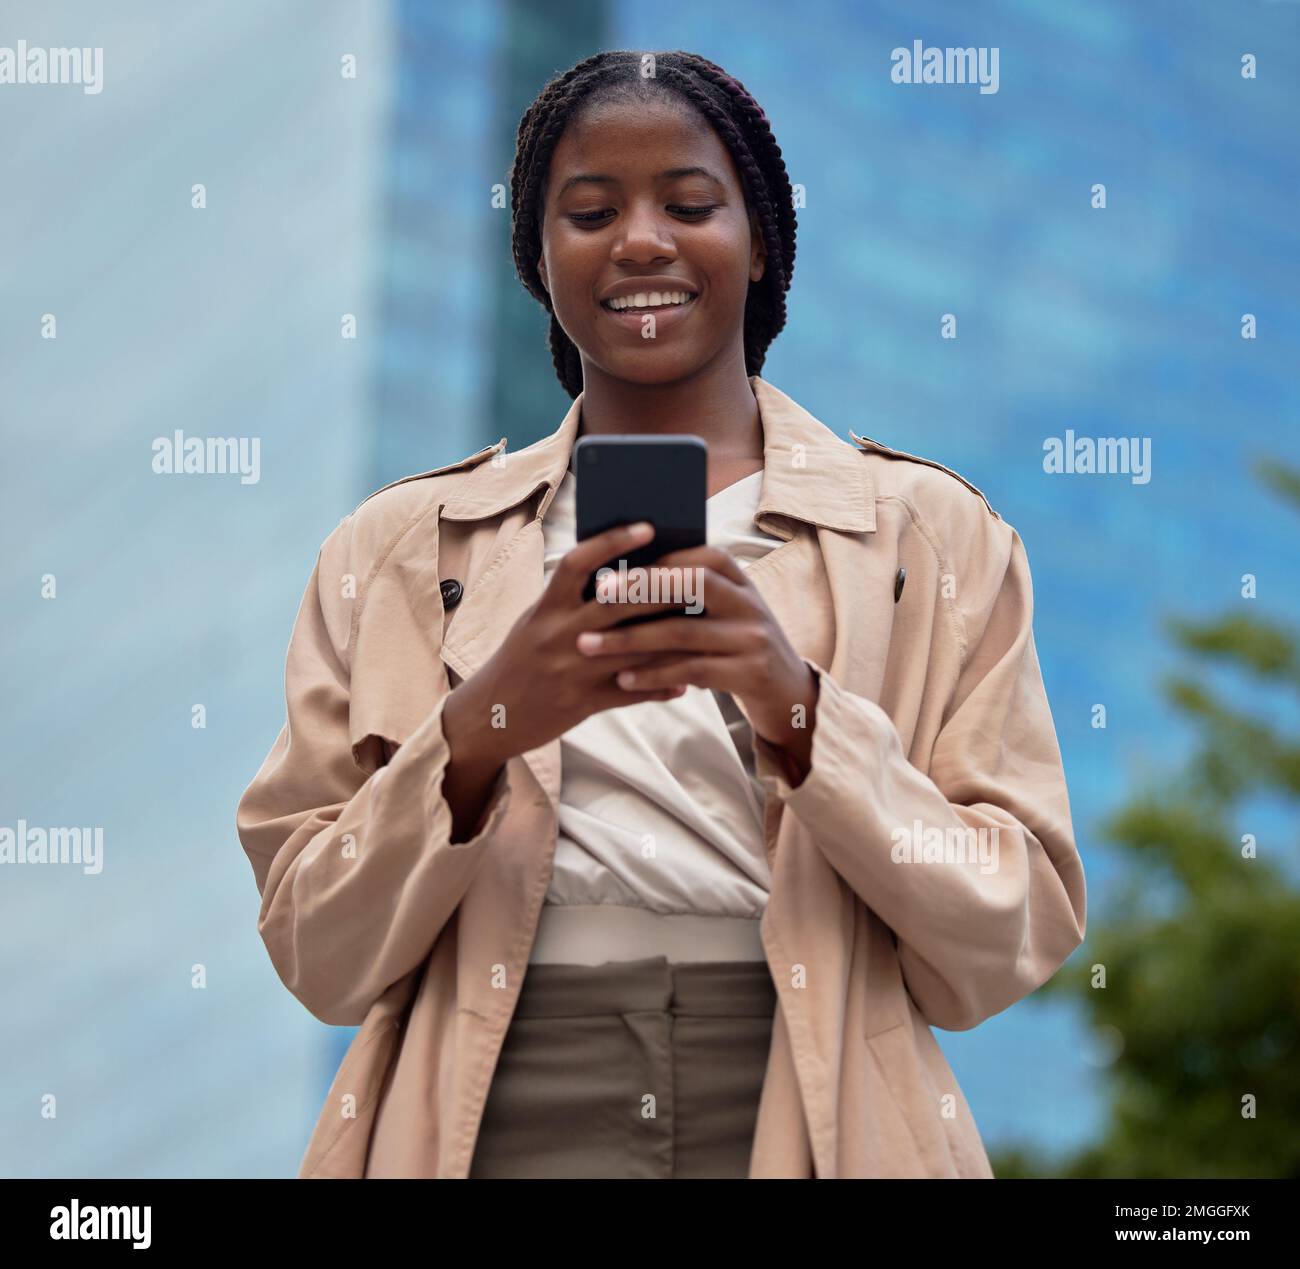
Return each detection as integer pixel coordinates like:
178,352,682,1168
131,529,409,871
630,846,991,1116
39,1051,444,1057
575,353,764,464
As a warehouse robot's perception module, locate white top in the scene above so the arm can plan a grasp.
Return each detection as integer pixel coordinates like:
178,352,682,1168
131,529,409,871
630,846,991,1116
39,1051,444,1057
530,466,786,965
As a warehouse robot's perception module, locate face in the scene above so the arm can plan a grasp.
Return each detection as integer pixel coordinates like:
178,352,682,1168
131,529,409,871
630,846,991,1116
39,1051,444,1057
537,96,766,389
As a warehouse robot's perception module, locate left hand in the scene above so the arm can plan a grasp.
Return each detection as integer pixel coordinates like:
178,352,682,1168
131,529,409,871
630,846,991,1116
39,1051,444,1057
574,543,820,781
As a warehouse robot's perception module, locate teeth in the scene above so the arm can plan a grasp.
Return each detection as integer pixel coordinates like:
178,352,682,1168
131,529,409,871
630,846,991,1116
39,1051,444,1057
605,290,696,311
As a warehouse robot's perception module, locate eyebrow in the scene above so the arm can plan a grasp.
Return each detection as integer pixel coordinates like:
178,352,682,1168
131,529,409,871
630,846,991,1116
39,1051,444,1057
555,166,725,197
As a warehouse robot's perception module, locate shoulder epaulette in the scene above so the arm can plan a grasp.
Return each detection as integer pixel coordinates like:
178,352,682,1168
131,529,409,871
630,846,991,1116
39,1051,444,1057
850,430,1000,520
354,437,507,512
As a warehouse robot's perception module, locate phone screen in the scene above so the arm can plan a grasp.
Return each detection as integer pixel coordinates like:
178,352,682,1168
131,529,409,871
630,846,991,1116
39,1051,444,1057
574,434,708,624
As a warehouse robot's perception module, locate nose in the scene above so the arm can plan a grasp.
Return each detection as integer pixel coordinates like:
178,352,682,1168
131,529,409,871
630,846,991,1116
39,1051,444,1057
611,199,676,265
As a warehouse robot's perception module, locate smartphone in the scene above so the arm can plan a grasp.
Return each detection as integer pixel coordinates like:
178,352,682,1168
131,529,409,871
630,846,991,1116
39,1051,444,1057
574,434,707,626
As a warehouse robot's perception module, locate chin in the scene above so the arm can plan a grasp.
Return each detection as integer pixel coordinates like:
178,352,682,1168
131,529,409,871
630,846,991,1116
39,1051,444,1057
592,350,712,389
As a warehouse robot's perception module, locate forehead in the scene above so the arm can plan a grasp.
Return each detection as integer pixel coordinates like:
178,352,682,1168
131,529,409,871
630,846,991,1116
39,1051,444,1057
544,96,739,195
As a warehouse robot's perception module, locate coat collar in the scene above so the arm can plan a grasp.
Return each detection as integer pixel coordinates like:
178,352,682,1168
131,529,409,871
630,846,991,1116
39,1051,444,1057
439,374,876,537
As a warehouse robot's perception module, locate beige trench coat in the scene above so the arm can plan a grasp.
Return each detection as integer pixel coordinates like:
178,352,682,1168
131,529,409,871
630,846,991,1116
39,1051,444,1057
236,374,1086,1179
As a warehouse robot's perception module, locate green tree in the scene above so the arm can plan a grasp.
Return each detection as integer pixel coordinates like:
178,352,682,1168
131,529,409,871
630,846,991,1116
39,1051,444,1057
990,458,1300,1179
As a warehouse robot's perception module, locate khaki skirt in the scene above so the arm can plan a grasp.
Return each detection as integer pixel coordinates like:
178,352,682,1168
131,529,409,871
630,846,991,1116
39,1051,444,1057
468,955,778,1179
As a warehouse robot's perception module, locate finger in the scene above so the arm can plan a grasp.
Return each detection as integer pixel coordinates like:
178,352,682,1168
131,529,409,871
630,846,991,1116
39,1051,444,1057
644,561,745,617
613,656,735,693
547,520,655,606
592,683,689,710
575,617,759,658
574,648,678,677
576,589,706,631
579,563,745,628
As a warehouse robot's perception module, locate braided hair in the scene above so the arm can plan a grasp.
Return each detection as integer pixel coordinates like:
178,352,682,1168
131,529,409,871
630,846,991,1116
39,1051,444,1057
509,50,798,399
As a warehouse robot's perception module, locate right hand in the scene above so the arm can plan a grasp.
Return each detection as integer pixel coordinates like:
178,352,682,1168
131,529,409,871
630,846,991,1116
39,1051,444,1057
442,520,689,768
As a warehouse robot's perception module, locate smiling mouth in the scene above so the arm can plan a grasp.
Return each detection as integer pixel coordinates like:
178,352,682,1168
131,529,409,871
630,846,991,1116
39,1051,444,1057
600,291,699,314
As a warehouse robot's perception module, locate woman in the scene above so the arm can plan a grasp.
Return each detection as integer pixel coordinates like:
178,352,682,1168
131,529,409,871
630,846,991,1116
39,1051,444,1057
237,49,1086,1179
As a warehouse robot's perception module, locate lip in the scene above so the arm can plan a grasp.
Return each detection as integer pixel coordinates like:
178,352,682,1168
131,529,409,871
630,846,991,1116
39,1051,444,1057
598,276,700,305
599,292,698,334
597,278,700,335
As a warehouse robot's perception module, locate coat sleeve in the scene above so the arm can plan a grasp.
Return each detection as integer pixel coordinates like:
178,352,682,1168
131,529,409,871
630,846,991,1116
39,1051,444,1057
235,514,516,1026
752,520,1086,1032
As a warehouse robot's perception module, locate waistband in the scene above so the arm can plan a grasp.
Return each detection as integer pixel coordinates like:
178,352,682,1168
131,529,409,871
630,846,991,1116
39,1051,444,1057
513,954,778,1019
529,903,766,966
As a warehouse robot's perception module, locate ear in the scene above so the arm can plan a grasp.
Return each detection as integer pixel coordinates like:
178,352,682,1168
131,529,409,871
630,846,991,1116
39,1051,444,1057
748,208,767,285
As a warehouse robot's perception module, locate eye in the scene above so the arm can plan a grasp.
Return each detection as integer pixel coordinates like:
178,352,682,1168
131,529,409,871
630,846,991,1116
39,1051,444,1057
566,204,718,228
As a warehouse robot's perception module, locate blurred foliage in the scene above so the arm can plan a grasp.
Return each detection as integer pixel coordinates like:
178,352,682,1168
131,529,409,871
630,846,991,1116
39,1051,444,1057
989,457,1300,1179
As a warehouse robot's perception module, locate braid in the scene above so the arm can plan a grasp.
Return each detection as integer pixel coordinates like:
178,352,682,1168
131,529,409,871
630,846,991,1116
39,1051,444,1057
509,50,798,399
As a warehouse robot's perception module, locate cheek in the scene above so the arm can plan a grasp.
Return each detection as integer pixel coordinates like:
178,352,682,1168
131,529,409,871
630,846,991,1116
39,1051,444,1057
547,234,604,312
698,222,755,304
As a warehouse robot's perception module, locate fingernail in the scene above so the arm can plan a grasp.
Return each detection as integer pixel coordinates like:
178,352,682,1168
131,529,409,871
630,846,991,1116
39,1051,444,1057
617,670,637,687
577,632,602,653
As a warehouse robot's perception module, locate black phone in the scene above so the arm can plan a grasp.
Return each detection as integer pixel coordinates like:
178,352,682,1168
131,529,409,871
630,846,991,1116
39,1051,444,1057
574,434,707,626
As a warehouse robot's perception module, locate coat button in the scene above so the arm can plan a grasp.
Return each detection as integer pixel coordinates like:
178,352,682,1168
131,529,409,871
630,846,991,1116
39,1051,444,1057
894,567,906,602
440,578,464,609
